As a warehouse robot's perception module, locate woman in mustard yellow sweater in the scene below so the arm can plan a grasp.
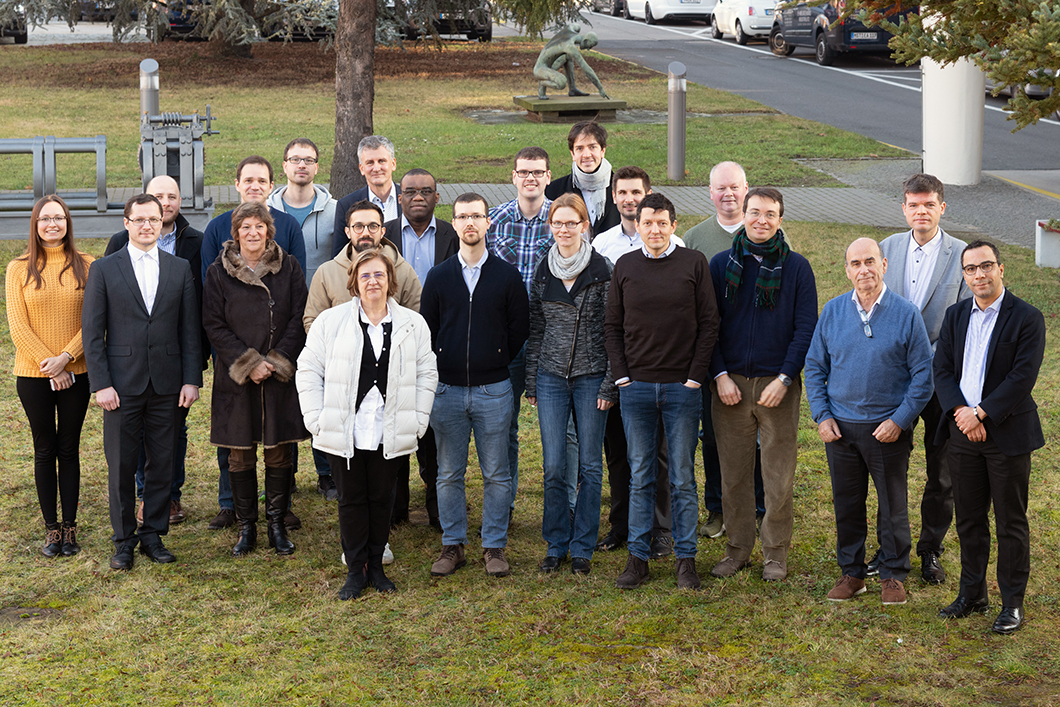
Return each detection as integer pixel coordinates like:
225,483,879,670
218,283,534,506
6,196,94,558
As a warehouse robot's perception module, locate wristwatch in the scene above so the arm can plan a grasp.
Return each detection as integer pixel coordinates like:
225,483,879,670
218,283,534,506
777,373,793,387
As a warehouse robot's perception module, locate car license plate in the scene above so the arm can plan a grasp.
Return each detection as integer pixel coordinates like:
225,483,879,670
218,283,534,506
764,8,774,14
851,31,877,40
680,0,701,4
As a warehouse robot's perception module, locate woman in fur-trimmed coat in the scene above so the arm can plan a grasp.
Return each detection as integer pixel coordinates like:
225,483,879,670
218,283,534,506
203,202,309,558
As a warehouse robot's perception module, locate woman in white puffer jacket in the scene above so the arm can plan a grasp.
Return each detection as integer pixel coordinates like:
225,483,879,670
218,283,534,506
296,248,437,600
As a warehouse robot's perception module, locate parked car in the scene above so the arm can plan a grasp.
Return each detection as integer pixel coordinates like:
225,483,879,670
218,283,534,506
769,0,915,66
0,7,28,44
628,0,716,25
389,0,492,41
591,0,626,16
711,0,775,44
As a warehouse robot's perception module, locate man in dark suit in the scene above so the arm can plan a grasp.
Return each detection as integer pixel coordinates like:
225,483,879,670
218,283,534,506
544,121,620,235
934,240,1046,634
878,173,970,584
105,175,207,526
331,135,402,257
83,194,203,570
384,168,457,529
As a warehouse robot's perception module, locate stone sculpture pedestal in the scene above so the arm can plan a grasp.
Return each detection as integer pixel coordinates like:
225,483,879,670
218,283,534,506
513,95,627,123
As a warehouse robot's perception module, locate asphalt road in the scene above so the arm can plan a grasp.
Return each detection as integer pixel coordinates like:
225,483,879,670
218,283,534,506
578,11,1060,171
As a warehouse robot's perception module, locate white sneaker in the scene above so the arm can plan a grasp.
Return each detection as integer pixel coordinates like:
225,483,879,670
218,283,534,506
340,543,395,565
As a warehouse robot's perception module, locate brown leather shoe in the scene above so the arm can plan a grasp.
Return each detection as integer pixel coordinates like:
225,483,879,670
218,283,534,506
676,557,701,589
484,547,510,577
827,575,866,601
881,577,907,606
169,500,186,525
615,554,650,589
430,544,466,577
710,555,748,578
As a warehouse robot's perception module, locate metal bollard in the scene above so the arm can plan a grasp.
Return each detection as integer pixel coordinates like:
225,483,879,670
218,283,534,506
140,58,160,120
667,61,687,182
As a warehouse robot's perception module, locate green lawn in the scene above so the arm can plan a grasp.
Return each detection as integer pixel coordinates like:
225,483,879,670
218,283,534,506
1,217,1058,704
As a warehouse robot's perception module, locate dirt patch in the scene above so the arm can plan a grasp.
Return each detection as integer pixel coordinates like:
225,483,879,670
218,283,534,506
0,606,62,625
12,41,660,89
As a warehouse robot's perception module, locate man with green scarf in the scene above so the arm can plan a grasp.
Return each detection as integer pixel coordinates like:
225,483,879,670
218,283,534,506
706,187,819,582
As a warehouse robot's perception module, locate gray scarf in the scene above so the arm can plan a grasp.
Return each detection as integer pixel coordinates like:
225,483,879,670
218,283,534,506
572,157,612,226
548,237,592,281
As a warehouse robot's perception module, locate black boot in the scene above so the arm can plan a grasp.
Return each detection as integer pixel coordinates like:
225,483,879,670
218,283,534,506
265,466,295,555
367,556,397,593
42,522,62,558
60,521,80,556
229,470,258,557
339,563,367,600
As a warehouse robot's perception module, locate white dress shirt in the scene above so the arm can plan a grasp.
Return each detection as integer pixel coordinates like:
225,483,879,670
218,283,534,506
370,182,399,223
458,249,487,295
592,223,685,265
852,283,888,321
960,289,1005,408
128,242,160,314
905,228,942,309
354,303,393,451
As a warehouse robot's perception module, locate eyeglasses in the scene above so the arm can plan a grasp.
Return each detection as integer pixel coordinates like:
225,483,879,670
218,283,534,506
862,321,873,338
403,188,436,198
37,216,67,224
452,214,488,223
238,223,267,233
358,271,386,283
514,170,547,179
285,157,318,165
962,261,997,275
128,217,162,226
348,222,382,234
550,220,584,231
746,209,780,221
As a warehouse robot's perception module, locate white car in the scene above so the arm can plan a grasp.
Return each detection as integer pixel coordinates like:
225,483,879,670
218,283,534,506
711,0,776,44
628,0,717,25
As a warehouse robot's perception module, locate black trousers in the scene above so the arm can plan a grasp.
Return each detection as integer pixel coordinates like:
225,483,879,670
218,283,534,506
17,376,90,526
330,449,400,568
914,393,953,555
103,382,177,548
391,425,439,525
604,403,671,538
826,421,913,581
949,421,1032,609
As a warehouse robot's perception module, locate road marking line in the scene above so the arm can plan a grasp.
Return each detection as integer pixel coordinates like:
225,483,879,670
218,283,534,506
989,175,1060,201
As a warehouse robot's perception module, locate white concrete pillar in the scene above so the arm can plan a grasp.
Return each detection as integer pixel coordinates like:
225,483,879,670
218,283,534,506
921,56,986,185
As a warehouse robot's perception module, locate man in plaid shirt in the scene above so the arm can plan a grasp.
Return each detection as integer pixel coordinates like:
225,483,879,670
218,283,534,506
487,146,553,519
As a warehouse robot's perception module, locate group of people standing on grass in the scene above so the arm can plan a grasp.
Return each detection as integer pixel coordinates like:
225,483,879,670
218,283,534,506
7,123,1046,633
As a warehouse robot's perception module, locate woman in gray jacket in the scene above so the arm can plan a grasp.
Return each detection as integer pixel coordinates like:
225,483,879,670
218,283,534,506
296,248,437,600
525,193,616,576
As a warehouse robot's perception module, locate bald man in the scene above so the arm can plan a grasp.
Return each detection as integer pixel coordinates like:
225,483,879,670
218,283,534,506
105,175,208,524
804,237,933,606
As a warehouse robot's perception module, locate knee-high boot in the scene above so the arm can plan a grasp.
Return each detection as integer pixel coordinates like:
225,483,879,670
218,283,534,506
265,466,295,555
229,469,258,556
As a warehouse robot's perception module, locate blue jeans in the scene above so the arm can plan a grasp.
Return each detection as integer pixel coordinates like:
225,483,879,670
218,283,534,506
432,380,514,549
507,345,526,510
135,405,189,502
537,371,608,560
620,381,701,560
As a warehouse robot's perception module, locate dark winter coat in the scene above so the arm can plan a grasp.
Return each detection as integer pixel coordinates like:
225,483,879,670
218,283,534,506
203,239,309,449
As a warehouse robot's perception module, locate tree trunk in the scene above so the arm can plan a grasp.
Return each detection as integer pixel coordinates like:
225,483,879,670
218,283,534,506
331,0,376,199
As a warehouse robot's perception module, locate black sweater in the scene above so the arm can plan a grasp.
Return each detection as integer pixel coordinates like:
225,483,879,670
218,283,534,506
420,252,530,387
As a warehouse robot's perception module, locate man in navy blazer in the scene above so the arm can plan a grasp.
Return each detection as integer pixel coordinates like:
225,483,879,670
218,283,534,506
331,135,402,257
934,240,1046,634
83,194,203,571
879,173,970,585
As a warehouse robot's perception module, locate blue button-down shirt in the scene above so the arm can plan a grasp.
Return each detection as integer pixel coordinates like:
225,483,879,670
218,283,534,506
487,197,552,293
401,215,437,286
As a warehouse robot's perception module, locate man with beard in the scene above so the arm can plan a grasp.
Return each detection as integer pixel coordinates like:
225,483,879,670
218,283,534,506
545,121,620,235
267,138,337,285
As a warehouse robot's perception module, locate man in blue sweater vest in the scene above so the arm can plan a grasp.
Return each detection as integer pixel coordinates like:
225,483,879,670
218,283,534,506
421,192,530,579
707,187,818,583
805,237,933,606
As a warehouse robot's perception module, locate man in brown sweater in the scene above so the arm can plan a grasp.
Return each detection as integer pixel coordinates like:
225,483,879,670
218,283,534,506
604,193,720,591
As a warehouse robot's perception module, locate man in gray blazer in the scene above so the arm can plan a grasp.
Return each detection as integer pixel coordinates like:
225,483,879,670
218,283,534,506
83,194,203,571
878,173,970,585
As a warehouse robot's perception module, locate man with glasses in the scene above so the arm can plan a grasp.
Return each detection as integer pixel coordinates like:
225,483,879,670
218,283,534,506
267,138,337,284
105,175,208,527
201,155,306,532
83,194,202,570
934,241,1045,634
805,237,933,606
421,192,529,579
707,187,817,583
487,147,553,521
382,168,458,529
876,173,969,585
332,135,401,257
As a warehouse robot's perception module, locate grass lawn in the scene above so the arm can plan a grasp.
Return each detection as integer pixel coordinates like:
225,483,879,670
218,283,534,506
1,213,1058,704
0,40,908,193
